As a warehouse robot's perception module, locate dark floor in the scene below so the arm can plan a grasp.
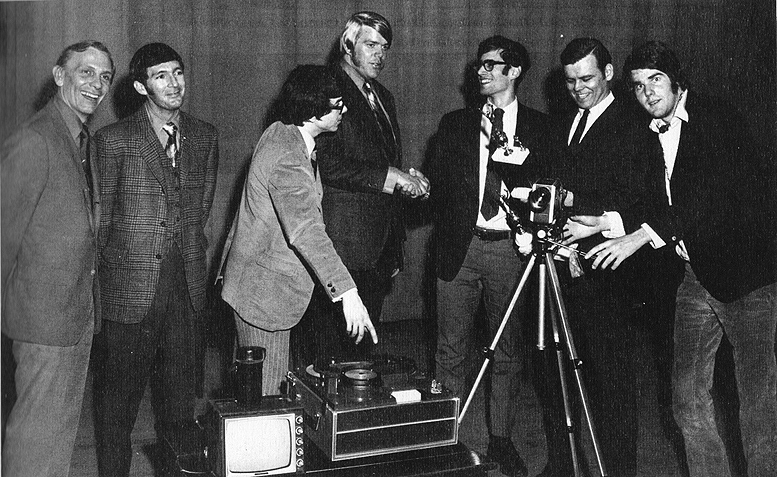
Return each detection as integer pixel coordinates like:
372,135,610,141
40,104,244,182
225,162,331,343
63,311,740,477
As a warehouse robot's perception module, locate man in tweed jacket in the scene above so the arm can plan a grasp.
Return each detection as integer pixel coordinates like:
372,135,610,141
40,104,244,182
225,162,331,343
92,43,218,476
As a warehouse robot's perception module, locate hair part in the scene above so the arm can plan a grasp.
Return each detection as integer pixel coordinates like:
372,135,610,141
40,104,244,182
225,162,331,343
560,37,612,75
56,40,115,78
339,11,392,57
477,35,531,82
623,40,689,92
129,42,184,85
277,65,341,126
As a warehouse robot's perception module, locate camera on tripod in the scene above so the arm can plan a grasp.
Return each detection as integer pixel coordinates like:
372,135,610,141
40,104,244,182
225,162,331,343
528,179,566,226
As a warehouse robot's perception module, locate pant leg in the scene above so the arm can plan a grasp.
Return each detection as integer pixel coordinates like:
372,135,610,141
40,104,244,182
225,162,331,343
234,310,290,396
672,264,730,477
2,321,93,477
720,282,777,476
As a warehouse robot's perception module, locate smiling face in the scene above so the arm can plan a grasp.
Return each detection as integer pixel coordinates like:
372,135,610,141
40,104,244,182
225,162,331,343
629,68,681,121
345,26,389,80
53,47,114,122
477,49,520,105
564,53,613,110
134,60,186,115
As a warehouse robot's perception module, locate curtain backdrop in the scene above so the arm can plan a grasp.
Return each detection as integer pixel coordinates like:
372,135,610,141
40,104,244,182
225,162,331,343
2,0,775,323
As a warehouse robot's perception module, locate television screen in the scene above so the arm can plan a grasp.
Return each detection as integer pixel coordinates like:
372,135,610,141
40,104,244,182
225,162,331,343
225,415,294,473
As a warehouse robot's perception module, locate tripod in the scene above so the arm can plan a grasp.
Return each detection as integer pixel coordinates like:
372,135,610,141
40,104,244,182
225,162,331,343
457,227,609,477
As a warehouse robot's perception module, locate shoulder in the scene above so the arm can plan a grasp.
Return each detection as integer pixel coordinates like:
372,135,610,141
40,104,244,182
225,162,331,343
439,107,477,127
180,111,218,138
95,110,140,141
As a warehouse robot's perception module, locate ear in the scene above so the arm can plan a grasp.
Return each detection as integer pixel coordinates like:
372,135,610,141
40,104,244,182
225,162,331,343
52,66,64,87
508,65,522,81
604,63,614,82
133,80,149,96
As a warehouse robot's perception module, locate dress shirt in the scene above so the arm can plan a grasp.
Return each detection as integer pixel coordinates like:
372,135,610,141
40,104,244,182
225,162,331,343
476,99,516,231
340,60,400,194
145,104,180,150
640,90,691,261
53,94,86,145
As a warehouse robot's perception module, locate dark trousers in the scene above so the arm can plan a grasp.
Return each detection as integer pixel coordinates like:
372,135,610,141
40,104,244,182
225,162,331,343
291,267,390,369
532,268,638,477
93,247,199,477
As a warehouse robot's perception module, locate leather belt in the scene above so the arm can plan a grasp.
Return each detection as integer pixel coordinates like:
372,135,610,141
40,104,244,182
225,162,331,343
472,227,511,241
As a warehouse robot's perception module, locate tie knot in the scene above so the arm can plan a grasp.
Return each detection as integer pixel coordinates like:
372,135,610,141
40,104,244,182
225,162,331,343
363,82,373,93
80,123,90,138
492,108,504,120
162,122,177,137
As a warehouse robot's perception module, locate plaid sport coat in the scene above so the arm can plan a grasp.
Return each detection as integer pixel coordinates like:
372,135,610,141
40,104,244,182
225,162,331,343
94,107,219,324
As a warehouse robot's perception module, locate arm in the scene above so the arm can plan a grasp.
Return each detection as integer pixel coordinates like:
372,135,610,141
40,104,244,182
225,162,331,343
94,130,118,250
200,129,220,230
1,128,49,283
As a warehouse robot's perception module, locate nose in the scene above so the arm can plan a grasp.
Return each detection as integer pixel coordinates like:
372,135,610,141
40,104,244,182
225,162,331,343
169,75,179,88
574,80,584,91
341,104,348,114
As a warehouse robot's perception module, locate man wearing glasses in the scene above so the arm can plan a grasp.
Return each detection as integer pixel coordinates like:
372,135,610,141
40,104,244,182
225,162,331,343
427,35,551,477
220,65,376,396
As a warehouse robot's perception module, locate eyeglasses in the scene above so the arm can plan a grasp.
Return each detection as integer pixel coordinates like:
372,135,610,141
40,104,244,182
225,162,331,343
330,101,345,111
476,60,509,72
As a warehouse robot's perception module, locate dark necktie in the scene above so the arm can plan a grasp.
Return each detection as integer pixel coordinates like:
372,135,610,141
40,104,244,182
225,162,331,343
162,122,179,167
569,108,590,145
79,124,94,202
481,107,504,220
363,82,397,157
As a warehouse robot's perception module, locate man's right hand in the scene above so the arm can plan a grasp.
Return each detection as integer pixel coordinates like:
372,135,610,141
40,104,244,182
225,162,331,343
341,288,378,345
396,169,430,199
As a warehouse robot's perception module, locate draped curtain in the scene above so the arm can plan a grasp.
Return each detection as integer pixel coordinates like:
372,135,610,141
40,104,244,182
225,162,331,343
2,0,774,322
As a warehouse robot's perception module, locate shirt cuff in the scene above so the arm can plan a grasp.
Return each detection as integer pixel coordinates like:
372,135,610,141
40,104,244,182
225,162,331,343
383,167,400,194
640,223,667,249
601,211,625,238
333,286,357,303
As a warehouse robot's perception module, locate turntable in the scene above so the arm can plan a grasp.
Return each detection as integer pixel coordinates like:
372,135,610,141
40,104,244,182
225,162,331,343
287,355,459,461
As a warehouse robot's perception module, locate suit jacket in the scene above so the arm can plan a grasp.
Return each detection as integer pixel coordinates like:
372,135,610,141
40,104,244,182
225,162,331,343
645,91,775,302
428,102,551,281
220,122,355,331
316,63,404,271
1,98,100,346
95,107,219,323
542,99,665,253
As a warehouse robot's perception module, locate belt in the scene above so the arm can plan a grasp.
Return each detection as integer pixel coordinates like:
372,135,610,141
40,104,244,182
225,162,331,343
472,227,511,241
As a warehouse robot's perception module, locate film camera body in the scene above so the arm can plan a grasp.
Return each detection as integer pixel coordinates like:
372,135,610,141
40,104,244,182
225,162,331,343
528,179,566,226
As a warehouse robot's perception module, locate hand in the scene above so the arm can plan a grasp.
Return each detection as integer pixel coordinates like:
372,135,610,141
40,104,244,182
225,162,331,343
409,168,431,200
514,231,533,255
341,288,378,345
396,169,429,199
585,228,652,270
562,215,604,245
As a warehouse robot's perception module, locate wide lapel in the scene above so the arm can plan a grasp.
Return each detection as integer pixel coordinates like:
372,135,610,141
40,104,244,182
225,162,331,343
135,108,167,191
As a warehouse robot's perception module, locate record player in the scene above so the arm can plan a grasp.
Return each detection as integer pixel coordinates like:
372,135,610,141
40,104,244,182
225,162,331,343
287,355,459,461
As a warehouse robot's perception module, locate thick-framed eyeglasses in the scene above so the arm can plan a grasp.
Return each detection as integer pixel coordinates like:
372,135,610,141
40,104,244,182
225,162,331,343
477,60,509,72
330,101,345,111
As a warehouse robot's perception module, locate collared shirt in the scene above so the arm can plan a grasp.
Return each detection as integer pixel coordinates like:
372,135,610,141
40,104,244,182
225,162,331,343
476,98,517,230
339,60,399,194
567,91,615,145
640,89,690,260
145,103,180,150
53,93,86,144
297,126,316,159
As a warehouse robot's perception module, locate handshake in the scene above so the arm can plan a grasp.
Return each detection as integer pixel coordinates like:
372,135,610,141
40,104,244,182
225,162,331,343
395,167,430,199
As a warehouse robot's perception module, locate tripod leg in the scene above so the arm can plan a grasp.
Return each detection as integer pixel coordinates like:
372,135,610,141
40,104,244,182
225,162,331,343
458,254,536,425
544,253,609,477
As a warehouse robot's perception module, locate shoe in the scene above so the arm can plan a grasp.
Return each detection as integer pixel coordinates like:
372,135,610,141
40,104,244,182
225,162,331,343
486,436,528,477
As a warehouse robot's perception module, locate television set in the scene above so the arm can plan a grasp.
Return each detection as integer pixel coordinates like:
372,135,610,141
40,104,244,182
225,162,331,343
202,397,304,476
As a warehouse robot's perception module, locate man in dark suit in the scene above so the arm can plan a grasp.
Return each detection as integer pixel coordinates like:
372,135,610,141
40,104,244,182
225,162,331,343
428,35,549,477
1,40,114,477
530,38,664,477
92,42,219,476
291,11,428,366
219,65,376,396
588,41,776,477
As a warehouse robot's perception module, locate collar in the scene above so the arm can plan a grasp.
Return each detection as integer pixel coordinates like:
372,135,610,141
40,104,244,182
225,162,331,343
145,102,180,133
580,91,615,123
297,126,316,158
483,97,518,118
650,89,689,133
53,94,86,141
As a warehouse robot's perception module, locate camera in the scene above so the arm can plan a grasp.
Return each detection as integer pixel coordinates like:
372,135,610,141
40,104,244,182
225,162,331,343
528,179,566,225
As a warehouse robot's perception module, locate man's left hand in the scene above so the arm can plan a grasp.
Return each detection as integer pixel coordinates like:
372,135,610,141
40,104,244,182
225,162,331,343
585,228,651,270
562,215,604,245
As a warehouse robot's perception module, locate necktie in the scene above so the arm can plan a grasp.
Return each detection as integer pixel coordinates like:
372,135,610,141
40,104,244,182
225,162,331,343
310,150,318,179
162,122,179,167
79,124,94,202
363,82,397,156
481,107,504,220
569,109,589,145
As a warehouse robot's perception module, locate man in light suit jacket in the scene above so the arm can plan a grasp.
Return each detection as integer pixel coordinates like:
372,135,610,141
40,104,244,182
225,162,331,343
1,40,114,477
292,11,428,367
92,42,219,477
220,65,376,395
589,41,776,477
427,35,550,477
